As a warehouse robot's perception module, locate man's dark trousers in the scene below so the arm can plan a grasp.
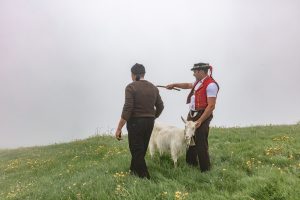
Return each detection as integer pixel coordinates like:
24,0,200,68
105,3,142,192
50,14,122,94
127,117,154,179
186,111,213,172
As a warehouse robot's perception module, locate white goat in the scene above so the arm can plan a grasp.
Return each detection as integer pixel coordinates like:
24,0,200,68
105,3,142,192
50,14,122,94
148,117,196,167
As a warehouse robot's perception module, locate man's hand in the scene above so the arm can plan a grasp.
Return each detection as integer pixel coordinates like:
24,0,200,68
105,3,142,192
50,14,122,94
166,83,193,90
115,129,122,141
194,97,216,129
165,84,175,90
195,120,202,128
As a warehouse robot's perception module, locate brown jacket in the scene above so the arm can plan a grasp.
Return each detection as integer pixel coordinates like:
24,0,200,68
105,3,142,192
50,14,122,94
121,80,164,121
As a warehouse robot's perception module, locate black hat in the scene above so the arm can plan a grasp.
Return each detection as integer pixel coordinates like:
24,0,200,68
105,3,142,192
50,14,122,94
131,63,145,75
190,63,210,71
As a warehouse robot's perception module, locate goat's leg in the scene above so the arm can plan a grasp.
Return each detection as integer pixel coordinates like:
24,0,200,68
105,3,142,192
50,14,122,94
148,142,155,159
156,143,164,157
173,160,177,168
171,149,178,168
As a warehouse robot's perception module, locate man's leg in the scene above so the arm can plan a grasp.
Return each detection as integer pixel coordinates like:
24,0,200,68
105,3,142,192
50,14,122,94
186,113,198,166
186,144,198,166
194,116,212,172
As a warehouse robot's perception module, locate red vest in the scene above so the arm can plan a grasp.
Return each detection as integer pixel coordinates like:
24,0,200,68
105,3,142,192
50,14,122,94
186,77,219,110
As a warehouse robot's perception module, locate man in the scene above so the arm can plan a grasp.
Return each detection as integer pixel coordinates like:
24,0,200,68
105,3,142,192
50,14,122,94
115,63,164,179
166,62,219,172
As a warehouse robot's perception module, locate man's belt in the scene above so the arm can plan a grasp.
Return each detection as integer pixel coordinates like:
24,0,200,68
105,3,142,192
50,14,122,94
189,110,204,118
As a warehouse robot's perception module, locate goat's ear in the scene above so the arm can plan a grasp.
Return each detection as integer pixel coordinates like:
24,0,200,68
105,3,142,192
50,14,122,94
181,116,187,124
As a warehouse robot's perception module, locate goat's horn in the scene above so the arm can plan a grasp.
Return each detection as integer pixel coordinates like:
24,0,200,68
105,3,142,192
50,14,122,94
181,116,187,124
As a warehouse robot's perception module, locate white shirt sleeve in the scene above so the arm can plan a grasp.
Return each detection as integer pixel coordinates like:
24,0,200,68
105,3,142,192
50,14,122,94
206,83,218,97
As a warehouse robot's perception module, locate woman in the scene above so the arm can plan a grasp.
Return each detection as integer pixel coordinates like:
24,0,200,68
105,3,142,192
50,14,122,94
114,63,164,179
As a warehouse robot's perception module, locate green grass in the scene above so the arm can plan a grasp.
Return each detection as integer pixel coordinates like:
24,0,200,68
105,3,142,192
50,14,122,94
0,124,299,200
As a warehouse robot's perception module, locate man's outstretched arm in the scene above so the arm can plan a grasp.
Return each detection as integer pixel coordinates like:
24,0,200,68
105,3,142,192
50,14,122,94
166,83,193,90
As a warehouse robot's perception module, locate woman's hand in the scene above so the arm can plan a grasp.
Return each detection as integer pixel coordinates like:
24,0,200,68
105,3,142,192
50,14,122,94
115,129,122,140
115,118,126,140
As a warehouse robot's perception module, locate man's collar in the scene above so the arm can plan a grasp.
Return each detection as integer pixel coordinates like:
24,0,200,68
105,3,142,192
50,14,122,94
200,75,209,83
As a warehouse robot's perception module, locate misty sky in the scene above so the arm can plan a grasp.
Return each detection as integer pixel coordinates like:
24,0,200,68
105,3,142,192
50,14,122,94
1,0,300,148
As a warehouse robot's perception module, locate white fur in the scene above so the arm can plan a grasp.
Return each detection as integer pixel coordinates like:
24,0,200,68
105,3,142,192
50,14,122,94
149,120,196,167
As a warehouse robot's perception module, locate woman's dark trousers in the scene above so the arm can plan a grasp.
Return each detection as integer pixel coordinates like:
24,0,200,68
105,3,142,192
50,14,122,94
127,117,154,179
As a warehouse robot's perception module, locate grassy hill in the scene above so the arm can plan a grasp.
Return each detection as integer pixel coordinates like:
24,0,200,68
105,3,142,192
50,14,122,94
0,124,299,200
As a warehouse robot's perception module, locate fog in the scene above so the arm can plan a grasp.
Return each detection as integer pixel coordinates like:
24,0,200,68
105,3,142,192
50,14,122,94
1,0,300,148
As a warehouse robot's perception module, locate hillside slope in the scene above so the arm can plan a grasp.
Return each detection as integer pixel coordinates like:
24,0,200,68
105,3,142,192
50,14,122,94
0,125,299,200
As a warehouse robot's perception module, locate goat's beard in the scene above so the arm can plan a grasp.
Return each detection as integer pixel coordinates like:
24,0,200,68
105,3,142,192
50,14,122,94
185,139,191,149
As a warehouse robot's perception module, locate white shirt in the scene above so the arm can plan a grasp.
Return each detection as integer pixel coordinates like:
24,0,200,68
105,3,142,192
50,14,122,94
189,77,218,111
